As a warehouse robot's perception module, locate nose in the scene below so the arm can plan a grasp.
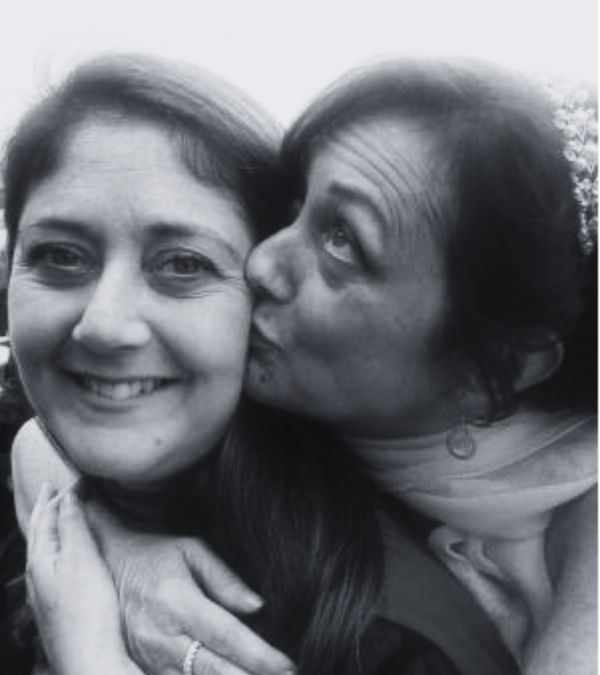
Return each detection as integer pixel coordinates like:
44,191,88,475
245,226,299,303
72,266,152,353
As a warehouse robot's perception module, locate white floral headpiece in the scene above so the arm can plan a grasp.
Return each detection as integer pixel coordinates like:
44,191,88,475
544,79,598,255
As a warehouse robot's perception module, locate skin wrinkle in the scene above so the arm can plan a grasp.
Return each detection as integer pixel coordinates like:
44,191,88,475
246,119,458,437
327,118,448,261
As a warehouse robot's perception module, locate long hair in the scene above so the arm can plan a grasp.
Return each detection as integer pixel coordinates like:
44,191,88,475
282,59,597,418
214,403,383,674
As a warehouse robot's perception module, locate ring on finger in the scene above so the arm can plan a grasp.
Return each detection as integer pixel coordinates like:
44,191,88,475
182,639,203,675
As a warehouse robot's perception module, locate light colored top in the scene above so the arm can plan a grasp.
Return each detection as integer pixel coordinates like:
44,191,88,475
347,407,597,663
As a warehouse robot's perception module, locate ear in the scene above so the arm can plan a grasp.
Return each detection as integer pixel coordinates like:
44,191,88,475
513,340,564,393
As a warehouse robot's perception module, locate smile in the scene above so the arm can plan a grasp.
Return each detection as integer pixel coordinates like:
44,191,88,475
68,373,178,401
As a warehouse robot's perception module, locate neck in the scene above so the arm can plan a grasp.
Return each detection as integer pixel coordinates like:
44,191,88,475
90,464,213,532
337,384,491,442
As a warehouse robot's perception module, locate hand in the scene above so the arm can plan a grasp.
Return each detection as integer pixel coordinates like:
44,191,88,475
26,484,142,675
88,501,295,675
524,487,597,675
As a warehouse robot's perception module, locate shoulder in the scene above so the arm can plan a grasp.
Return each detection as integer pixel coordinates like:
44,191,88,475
375,508,519,675
11,419,79,533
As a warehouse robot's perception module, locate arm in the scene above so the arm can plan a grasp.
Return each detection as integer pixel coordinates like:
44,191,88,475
524,487,597,675
88,502,295,675
26,485,143,675
13,419,295,675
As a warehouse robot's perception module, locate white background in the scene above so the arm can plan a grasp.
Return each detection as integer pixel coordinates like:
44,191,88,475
0,0,597,141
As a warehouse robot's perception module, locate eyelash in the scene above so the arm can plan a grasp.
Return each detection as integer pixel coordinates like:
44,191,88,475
320,214,361,267
150,250,220,277
27,243,95,279
24,243,225,295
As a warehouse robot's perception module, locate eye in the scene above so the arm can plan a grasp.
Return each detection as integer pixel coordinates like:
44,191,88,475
28,243,94,279
156,252,216,276
322,219,358,265
149,249,222,294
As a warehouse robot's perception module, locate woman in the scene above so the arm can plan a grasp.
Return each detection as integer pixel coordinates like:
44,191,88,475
50,60,595,675
4,55,512,675
243,60,597,671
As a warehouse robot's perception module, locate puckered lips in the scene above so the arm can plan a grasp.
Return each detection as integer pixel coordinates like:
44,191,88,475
249,320,279,355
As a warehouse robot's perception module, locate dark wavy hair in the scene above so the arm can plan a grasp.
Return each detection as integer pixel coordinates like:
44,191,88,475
1,54,383,675
281,59,597,418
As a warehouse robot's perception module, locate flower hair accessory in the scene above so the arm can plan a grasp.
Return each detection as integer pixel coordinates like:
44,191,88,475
544,80,598,255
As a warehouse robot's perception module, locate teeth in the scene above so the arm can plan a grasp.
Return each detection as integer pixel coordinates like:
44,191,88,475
80,377,167,401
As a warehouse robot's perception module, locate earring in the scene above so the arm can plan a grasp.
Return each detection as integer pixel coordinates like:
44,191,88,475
446,416,476,460
0,334,11,371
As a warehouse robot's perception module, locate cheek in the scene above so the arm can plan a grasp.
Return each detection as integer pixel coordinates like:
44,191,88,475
162,292,252,377
290,285,372,361
8,279,82,367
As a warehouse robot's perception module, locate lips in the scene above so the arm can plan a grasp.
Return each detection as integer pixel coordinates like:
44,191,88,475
63,370,180,402
249,323,279,353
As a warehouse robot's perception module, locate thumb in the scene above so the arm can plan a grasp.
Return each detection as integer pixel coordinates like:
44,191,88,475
180,538,263,614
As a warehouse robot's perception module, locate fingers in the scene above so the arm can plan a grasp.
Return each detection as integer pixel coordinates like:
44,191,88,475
189,640,264,675
28,483,60,570
26,483,61,618
181,539,263,614
178,590,294,675
167,635,282,675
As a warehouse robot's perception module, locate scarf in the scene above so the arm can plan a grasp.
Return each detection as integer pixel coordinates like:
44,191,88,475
347,407,597,662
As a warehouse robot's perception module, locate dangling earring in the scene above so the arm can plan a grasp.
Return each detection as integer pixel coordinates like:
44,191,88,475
446,414,477,460
0,335,11,382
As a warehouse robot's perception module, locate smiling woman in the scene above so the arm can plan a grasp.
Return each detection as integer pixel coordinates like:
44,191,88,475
10,117,253,482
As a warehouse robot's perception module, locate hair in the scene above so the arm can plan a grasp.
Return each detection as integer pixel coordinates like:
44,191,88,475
281,59,597,419
214,404,383,674
3,53,284,259
1,54,384,674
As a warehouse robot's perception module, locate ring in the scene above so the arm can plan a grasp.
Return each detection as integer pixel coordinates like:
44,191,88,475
182,639,203,675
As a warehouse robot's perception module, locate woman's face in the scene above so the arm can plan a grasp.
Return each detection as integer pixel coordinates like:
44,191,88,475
245,118,457,437
9,117,254,484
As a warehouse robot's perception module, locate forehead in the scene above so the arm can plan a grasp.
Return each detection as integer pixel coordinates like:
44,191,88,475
308,116,446,236
19,118,254,254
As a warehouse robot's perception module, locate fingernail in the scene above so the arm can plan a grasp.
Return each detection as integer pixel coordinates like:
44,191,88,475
243,593,264,610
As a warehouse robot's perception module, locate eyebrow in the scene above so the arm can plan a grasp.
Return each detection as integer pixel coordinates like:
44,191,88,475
22,217,246,264
327,182,387,224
